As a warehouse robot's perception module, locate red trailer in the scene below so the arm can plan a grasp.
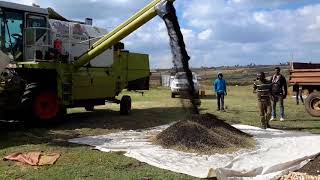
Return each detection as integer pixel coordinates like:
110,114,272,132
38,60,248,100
289,62,320,117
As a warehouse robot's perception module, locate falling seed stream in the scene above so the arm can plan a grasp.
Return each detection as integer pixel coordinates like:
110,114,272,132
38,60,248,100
160,2,199,114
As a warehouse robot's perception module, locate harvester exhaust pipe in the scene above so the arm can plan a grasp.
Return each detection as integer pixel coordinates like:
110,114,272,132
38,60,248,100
73,0,175,70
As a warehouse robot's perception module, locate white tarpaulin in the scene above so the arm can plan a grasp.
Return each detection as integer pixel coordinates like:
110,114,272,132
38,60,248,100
69,124,320,179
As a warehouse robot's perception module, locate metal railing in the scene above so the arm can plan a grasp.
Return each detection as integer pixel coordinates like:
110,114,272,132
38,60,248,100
23,27,53,61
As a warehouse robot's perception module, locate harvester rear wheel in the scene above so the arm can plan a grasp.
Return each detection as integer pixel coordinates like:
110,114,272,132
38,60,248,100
305,92,320,117
120,95,131,115
21,83,65,125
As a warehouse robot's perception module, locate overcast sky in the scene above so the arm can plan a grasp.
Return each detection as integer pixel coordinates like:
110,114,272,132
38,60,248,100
7,0,320,68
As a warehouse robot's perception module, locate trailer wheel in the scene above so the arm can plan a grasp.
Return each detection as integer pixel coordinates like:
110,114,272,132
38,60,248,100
305,92,320,117
120,95,131,115
21,83,65,125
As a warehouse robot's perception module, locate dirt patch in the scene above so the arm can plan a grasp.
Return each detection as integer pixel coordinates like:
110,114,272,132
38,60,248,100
297,154,320,176
154,113,255,154
115,161,147,170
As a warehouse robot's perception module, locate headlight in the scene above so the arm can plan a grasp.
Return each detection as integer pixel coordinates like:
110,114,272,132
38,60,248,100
171,82,177,87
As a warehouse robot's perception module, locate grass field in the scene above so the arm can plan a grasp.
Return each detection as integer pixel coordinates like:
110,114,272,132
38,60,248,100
1,86,319,179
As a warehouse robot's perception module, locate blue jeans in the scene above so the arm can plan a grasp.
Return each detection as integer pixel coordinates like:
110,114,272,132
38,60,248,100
272,95,284,118
217,92,225,110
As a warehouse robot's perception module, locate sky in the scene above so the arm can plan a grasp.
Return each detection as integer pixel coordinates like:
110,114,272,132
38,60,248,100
5,0,320,68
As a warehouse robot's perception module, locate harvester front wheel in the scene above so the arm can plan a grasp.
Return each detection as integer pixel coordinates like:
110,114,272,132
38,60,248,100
21,83,65,125
120,95,131,115
305,92,320,117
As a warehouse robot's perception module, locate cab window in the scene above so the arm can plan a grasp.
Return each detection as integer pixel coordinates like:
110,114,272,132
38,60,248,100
25,15,47,44
0,9,23,60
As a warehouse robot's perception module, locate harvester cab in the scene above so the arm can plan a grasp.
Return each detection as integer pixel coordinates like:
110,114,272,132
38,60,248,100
0,2,46,63
0,0,179,124
0,2,114,64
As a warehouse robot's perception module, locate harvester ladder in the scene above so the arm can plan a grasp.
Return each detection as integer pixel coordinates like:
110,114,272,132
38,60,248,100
62,73,73,105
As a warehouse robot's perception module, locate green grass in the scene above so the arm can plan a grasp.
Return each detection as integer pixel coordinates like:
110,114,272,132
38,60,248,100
1,86,319,179
203,86,320,133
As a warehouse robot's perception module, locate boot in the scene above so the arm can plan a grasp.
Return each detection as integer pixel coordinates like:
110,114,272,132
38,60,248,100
266,123,271,128
260,117,267,129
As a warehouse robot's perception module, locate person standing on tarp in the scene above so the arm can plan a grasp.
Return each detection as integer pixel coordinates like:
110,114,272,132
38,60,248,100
270,67,288,122
253,72,272,129
214,72,227,112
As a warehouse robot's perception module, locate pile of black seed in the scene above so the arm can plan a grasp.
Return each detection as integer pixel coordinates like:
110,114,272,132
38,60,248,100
154,113,254,153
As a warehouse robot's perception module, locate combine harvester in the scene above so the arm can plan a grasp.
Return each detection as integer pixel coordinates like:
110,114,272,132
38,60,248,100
0,0,179,124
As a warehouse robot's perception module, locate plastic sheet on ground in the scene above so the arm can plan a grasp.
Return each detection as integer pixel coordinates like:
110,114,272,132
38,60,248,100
69,124,320,179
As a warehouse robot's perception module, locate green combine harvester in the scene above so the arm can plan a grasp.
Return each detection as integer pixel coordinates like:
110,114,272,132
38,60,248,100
0,0,175,124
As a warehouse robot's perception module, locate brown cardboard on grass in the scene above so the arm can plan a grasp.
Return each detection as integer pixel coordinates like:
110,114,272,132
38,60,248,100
154,113,255,154
4,152,60,166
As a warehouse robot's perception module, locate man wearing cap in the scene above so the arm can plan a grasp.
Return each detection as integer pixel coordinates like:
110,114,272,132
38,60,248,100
253,72,272,129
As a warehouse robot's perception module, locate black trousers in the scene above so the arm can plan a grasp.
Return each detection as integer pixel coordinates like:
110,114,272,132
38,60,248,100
217,92,225,110
296,89,304,104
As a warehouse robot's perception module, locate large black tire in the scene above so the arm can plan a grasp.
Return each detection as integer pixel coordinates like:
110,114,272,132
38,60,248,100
305,92,320,117
171,93,176,98
120,95,131,115
21,83,65,125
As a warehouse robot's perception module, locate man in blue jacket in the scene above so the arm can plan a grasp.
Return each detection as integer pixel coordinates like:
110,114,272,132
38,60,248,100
214,72,227,111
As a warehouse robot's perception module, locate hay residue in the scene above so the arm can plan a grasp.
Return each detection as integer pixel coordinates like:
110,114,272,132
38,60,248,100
279,172,320,180
154,113,255,154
